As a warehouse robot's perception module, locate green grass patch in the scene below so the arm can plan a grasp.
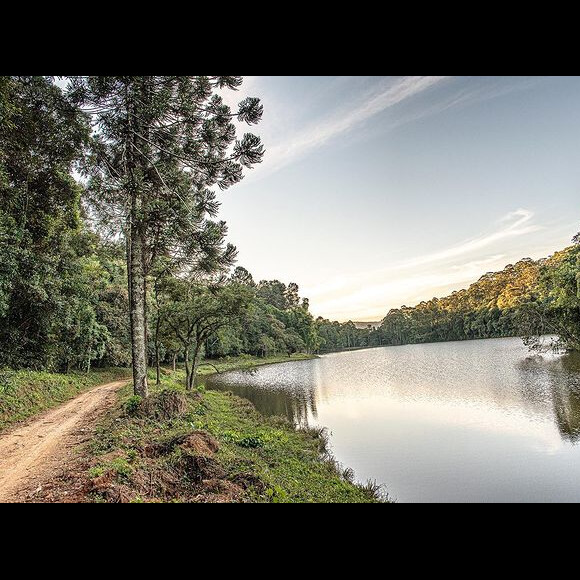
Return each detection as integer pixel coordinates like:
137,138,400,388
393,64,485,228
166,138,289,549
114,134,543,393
195,353,317,377
85,372,385,503
0,367,130,431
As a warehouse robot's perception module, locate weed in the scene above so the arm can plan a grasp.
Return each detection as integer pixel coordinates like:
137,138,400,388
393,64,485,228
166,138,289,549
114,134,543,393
236,435,264,449
266,485,289,503
88,466,105,478
109,457,133,480
125,395,142,416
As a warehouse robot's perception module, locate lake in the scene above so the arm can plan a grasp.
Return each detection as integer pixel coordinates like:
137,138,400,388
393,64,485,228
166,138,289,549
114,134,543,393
205,337,580,502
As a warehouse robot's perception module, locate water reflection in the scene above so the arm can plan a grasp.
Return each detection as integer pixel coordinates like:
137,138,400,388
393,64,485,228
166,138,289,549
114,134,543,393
204,339,580,501
516,351,580,443
205,361,319,426
207,343,580,441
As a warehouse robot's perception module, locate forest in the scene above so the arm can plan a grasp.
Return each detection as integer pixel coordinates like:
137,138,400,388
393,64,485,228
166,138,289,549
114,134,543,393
317,245,580,352
0,76,323,395
1,76,579,398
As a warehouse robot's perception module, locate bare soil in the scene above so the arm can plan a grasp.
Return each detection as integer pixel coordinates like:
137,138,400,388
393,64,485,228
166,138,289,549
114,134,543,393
0,380,128,503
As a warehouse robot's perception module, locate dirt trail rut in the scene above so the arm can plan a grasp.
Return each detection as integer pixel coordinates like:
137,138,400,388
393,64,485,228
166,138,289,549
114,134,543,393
0,380,128,503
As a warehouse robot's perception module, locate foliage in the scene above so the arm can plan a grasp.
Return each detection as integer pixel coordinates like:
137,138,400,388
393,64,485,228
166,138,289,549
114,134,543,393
125,395,142,416
206,276,322,358
522,242,580,351
86,371,383,503
376,258,542,347
313,257,550,351
0,76,91,370
69,76,264,397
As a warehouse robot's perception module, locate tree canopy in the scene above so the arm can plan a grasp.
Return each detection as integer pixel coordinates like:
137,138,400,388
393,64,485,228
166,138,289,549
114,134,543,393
0,76,578,385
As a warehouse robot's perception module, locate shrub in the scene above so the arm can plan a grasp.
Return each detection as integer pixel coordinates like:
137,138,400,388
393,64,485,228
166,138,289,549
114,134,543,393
125,395,142,416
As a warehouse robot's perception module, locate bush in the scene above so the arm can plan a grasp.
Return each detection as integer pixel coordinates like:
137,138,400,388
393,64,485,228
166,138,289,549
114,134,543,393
237,436,264,449
125,395,142,416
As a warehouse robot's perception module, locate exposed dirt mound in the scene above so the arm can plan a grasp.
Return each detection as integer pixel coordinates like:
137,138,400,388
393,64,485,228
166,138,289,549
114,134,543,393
142,430,219,458
181,431,220,456
177,452,226,483
87,427,252,503
194,478,245,503
231,472,267,493
138,389,189,420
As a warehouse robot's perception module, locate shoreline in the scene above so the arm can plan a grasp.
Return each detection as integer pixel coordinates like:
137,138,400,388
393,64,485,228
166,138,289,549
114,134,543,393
196,352,318,378
76,354,383,503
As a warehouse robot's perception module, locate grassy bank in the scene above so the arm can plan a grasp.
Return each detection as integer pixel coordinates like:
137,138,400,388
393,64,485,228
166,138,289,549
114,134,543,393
0,355,310,432
85,366,383,503
0,367,130,431
195,352,317,376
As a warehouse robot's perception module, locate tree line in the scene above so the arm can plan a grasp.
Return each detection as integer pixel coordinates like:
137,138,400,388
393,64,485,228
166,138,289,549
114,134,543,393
315,243,580,353
1,77,578,400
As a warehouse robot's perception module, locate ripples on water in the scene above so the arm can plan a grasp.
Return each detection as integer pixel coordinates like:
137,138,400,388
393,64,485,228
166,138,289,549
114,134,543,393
206,338,580,502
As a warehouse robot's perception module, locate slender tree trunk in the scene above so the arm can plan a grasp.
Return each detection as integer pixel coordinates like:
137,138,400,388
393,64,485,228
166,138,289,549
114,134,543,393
154,283,161,386
125,79,148,399
188,343,202,390
184,347,190,389
129,220,149,398
172,353,176,372
155,343,161,385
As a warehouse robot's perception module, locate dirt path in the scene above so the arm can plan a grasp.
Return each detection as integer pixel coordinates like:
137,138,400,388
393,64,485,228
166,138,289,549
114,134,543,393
0,380,128,503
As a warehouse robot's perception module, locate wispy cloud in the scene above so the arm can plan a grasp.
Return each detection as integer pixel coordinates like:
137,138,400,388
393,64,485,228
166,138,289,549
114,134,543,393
395,208,541,271
304,208,548,321
235,76,545,183
252,76,450,179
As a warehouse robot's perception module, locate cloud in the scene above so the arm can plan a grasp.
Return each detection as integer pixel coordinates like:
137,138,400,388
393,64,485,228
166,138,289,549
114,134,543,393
251,76,450,179
394,208,541,271
304,208,547,321
235,76,546,184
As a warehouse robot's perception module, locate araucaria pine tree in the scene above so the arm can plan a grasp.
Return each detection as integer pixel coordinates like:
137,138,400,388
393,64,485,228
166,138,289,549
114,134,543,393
69,77,264,397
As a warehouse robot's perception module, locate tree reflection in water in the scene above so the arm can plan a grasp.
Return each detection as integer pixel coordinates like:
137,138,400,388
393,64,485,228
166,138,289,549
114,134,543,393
550,353,580,443
517,351,580,443
204,363,318,427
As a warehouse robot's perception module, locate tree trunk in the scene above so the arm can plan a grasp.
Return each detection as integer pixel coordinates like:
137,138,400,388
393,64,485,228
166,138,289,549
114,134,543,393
129,221,149,398
125,79,148,399
154,281,161,385
172,353,176,372
155,342,161,385
188,344,202,390
184,347,190,390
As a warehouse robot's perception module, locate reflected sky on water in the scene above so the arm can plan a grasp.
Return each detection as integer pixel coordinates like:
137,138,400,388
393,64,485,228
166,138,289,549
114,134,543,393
205,338,580,502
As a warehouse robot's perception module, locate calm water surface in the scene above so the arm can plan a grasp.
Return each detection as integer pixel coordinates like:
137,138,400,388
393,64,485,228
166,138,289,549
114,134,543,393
206,337,580,502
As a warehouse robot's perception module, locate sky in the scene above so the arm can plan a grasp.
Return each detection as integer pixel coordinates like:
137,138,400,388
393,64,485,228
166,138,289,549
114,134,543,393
216,76,580,322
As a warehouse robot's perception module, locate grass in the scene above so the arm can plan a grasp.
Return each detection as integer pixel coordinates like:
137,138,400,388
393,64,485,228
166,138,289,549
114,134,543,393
0,367,130,431
86,370,385,503
0,354,311,432
195,352,317,376
0,353,388,503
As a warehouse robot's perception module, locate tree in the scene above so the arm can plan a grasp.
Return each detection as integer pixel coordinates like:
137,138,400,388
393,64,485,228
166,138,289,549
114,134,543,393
0,76,90,369
69,76,264,397
523,243,580,352
161,278,253,389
